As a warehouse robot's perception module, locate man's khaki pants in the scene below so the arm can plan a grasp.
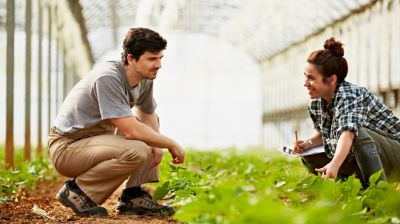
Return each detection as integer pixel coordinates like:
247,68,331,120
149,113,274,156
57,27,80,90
48,121,159,205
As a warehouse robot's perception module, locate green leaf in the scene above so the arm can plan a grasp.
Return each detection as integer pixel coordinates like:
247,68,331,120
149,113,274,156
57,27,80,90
274,181,286,188
174,189,193,198
215,170,227,178
369,169,384,186
153,181,170,200
15,181,26,186
169,164,178,171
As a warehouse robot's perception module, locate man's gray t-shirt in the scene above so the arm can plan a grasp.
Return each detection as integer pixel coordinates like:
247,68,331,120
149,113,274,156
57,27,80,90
53,61,157,134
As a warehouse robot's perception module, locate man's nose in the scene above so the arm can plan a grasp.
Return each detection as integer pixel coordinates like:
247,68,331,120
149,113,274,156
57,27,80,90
155,60,161,69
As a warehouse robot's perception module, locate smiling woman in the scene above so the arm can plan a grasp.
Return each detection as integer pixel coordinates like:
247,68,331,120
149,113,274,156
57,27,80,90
296,37,400,187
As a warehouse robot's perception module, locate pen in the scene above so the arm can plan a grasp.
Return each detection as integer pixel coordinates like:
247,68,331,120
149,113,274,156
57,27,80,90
294,130,301,153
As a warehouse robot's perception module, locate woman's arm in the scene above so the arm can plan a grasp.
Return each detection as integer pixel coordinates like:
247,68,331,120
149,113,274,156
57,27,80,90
315,130,354,179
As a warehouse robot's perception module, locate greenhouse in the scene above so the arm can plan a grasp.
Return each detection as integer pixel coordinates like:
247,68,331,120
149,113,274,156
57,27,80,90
1,0,399,223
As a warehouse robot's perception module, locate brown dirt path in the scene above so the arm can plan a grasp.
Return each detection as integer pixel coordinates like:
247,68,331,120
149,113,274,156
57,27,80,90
0,178,178,223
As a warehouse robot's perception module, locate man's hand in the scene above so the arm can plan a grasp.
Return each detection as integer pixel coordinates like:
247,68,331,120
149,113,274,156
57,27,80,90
150,147,164,168
315,162,340,179
168,143,185,164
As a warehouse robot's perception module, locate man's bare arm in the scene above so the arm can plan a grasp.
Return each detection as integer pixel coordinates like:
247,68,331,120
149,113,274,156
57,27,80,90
131,107,164,167
110,116,184,163
131,107,159,132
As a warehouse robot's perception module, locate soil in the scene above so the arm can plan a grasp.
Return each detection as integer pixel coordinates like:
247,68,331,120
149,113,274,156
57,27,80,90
0,178,178,224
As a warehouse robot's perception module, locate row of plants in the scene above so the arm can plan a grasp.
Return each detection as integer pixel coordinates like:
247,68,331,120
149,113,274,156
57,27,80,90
0,146,57,203
154,149,400,223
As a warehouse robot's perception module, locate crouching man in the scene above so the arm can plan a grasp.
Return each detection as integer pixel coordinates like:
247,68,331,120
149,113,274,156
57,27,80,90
48,27,185,217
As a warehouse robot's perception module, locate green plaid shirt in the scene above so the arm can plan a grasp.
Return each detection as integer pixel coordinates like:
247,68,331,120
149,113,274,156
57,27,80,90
308,81,400,158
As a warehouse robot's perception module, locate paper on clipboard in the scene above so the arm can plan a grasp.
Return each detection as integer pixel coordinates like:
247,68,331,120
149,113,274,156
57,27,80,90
282,145,325,156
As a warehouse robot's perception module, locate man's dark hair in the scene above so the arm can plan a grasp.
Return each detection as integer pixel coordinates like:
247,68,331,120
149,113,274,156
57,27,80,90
307,37,348,84
121,28,167,64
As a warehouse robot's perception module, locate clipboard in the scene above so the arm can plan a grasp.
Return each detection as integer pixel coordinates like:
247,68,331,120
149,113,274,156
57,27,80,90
282,145,325,156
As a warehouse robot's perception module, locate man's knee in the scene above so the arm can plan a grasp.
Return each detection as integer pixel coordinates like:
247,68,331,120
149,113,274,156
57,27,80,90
120,141,151,165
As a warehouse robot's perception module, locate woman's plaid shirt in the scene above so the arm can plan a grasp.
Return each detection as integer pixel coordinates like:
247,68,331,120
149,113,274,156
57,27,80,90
308,81,400,158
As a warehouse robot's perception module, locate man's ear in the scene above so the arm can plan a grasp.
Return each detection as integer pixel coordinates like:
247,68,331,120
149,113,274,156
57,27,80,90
127,54,135,64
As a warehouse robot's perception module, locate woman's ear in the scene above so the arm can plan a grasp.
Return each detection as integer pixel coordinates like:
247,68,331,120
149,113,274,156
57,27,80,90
329,74,338,86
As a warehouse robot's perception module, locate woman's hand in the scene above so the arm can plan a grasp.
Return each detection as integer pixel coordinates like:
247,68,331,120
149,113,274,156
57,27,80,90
315,162,340,179
293,140,311,153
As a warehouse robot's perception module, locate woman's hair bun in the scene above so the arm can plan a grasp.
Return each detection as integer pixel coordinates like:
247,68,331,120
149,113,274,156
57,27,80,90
323,37,344,57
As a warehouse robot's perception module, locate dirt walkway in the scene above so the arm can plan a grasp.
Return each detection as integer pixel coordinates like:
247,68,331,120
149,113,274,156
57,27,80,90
0,178,177,223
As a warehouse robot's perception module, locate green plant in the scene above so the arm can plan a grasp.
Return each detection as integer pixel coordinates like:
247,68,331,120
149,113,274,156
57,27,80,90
153,148,400,223
0,146,57,203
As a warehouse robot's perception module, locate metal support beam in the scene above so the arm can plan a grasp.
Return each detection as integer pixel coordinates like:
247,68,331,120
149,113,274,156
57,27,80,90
47,3,52,131
37,0,43,158
6,0,15,168
56,25,60,113
24,0,32,161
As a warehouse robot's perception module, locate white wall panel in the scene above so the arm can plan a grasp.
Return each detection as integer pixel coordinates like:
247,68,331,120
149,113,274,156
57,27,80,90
379,0,390,91
359,13,370,88
391,0,400,88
